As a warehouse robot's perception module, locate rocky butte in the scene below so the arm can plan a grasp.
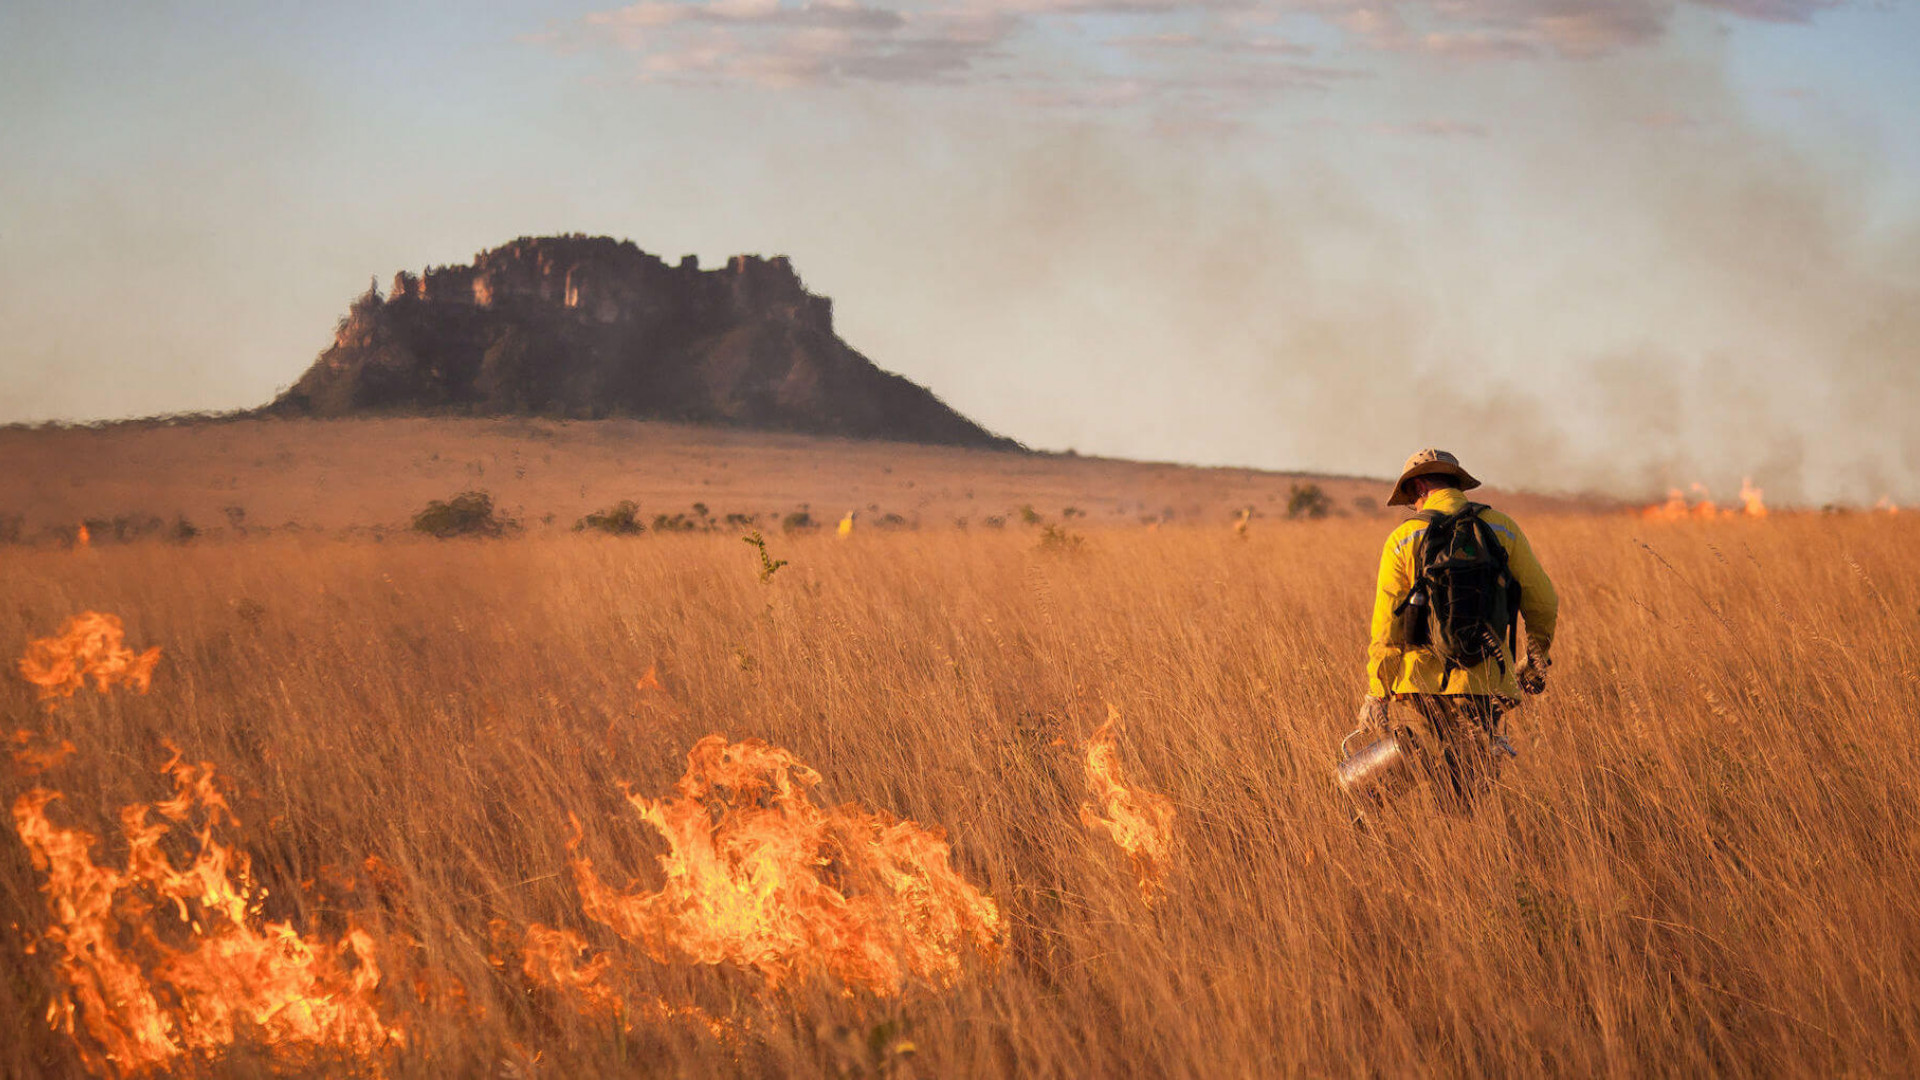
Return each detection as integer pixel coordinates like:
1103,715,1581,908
268,235,1019,450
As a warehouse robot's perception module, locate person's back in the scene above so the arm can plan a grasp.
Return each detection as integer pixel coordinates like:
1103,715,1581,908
1357,449,1558,813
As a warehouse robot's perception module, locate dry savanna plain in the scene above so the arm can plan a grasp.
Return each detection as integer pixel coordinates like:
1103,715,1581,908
2,418,1917,1078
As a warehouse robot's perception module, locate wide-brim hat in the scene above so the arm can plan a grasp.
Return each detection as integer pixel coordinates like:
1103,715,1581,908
1388,448,1480,506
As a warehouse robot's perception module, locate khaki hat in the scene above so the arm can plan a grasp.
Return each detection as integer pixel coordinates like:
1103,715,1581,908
1388,448,1480,507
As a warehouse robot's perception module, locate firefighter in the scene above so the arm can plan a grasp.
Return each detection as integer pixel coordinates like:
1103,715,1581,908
1358,449,1558,813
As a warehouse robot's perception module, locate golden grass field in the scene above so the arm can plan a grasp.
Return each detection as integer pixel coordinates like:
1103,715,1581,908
1,423,1915,1078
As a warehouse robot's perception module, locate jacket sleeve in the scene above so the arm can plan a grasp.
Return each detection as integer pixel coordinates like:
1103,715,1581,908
1366,525,1417,697
1496,514,1559,656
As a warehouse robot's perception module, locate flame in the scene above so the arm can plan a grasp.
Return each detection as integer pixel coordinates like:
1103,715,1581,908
517,923,620,1018
1638,480,1769,521
1079,706,1177,902
1874,496,1900,515
76,524,91,550
837,512,855,538
9,728,77,777
17,612,162,703
10,752,399,1075
568,735,1002,996
507,923,740,1042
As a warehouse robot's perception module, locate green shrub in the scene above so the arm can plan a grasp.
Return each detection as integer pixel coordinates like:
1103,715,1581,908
1288,483,1332,520
1036,523,1085,553
576,501,645,536
412,491,511,538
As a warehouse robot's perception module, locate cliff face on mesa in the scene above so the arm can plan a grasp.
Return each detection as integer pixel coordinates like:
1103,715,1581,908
268,236,1018,449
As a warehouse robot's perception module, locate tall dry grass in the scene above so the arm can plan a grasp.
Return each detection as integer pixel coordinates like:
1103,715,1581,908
3,513,1917,1077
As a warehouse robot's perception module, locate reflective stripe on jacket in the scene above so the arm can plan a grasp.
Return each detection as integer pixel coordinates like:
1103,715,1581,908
1366,488,1558,697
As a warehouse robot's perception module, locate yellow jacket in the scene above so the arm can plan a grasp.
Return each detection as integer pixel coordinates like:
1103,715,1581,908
1367,488,1558,698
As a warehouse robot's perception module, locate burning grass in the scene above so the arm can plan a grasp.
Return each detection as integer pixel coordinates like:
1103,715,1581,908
2,513,1919,1076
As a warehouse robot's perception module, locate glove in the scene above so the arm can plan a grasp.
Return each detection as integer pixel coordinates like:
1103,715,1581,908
1516,644,1550,696
1357,696,1390,731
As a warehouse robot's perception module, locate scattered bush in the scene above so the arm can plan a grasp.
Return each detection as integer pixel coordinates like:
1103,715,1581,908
874,513,911,531
167,516,198,544
412,491,512,539
782,510,817,534
1352,495,1380,516
1036,523,1085,553
983,516,1006,529
1288,483,1332,520
576,501,645,536
1018,505,1043,526
652,513,698,533
77,514,168,544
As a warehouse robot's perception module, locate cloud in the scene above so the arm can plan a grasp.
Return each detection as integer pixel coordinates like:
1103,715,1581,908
1108,31,1314,57
1373,118,1492,136
1334,1,1673,60
551,0,1848,100
586,0,906,32
1690,0,1841,22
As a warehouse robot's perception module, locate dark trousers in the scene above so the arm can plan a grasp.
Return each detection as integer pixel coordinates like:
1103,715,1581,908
1394,695,1504,815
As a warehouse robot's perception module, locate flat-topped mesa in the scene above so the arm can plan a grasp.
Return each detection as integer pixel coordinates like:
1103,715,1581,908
379,241,831,333
272,235,1015,450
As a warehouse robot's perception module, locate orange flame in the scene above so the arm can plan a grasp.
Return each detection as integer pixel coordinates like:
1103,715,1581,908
1638,479,1768,521
1079,706,1177,902
1874,496,1900,515
517,923,620,1018
9,729,77,777
76,524,91,550
507,922,740,1042
569,735,1002,996
17,612,162,703
10,752,399,1075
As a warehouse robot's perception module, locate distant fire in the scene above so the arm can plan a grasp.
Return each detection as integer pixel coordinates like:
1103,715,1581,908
10,751,399,1076
16,612,162,703
1080,706,1177,902
1874,496,1901,515
1639,479,1769,521
569,735,1002,996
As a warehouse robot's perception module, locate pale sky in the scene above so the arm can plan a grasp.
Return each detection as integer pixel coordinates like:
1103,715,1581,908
3,1,1916,503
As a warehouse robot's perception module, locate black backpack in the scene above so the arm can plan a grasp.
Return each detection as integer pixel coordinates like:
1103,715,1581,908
1393,504,1523,685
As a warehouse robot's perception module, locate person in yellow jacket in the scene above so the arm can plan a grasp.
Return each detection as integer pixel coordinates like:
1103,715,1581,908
1359,449,1558,812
